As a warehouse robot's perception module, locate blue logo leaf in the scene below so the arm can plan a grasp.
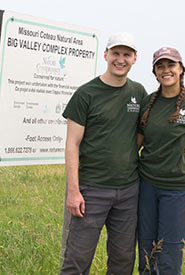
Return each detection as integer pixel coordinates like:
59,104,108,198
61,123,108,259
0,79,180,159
59,57,66,69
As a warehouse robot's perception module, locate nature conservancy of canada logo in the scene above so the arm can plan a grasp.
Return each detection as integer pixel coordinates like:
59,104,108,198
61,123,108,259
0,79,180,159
127,97,140,113
176,108,185,124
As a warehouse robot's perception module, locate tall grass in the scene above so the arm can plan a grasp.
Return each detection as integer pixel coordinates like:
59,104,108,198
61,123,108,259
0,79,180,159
0,165,65,275
0,165,184,274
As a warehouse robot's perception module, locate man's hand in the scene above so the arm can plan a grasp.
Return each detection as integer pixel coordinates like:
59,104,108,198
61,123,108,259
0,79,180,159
67,190,85,218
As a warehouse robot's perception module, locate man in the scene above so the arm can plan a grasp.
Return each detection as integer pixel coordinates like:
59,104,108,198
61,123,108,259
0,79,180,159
61,32,147,275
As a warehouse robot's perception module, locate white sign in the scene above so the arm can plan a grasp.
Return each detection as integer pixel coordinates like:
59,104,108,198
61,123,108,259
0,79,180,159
0,10,100,166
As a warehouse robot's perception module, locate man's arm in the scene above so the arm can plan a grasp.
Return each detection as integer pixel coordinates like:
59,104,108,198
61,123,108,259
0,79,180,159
65,118,85,218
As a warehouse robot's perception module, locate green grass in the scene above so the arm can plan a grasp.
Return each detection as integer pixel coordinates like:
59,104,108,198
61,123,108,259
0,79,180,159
0,165,65,275
0,165,184,274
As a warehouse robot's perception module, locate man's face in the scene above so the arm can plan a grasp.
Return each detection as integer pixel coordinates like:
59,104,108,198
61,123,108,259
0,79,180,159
104,45,137,78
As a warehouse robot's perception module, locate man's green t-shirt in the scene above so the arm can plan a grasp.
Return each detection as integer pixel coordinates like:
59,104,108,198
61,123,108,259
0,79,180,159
139,93,185,190
63,77,147,189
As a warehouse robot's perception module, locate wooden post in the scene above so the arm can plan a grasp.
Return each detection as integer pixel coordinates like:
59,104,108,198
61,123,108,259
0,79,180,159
60,185,71,265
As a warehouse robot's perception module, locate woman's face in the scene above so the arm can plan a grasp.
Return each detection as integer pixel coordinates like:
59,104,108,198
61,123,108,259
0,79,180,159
154,59,183,88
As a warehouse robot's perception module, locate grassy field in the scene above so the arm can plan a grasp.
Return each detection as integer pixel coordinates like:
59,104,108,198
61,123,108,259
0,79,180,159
0,164,184,274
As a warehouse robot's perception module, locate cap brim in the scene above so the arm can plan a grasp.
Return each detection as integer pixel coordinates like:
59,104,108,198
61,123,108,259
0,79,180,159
153,55,180,66
107,43,137,51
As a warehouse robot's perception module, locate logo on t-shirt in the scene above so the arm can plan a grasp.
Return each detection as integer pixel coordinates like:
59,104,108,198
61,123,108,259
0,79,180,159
127,97,140,113
176,108,185,124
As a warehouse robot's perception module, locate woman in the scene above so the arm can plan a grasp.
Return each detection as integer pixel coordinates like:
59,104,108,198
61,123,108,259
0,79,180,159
138,47,185,275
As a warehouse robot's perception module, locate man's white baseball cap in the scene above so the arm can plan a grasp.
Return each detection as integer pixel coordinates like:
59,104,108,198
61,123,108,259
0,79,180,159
106,32,137,51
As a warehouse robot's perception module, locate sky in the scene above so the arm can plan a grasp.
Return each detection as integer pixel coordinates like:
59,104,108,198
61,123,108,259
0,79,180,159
1,0,185,93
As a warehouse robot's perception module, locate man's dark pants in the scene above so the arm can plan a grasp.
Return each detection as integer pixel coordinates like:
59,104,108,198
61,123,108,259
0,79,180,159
61,181,139,275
